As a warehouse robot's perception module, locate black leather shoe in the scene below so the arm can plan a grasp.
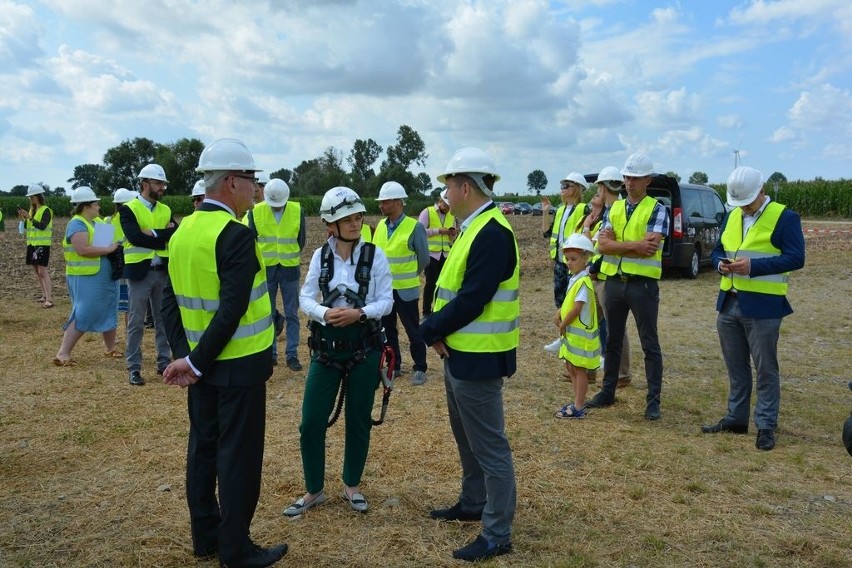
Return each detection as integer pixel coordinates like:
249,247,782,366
194,546,217,561
286,358,303,372
701,420,748,434
756,429,776,451
452,535,512,562
429,502,482,522
585,392,615,409
220,543,288,568
644,401,661,421
128,370,144,386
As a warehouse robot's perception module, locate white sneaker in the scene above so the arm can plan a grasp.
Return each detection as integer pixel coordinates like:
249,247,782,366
544,338,562,353
411,371,427,385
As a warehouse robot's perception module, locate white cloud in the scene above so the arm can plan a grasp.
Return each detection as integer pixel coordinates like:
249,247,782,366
787,83,852,131
717,114,743,129
635,88,700,127
0,1,42,68
770,126,796,143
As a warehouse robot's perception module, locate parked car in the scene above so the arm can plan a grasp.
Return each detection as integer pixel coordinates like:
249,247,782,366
531,203,544,216
513,202,533,215
585,173,726,278
500,202,515,215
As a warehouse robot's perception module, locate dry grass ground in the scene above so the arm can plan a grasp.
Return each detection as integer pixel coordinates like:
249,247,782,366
0,214,850,568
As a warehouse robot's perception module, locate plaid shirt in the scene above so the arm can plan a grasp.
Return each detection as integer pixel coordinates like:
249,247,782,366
602,197,669,236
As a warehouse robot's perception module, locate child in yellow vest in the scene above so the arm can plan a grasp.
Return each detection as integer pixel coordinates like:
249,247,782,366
554,234,601,419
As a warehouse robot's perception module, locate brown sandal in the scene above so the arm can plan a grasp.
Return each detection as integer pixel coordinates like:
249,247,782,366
53,358,77,367
104,350,124,358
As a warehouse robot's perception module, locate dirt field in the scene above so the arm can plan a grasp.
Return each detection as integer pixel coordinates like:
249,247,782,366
0,214,850,567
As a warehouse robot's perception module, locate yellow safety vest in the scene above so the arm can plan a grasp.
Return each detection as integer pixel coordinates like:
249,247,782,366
549,203,585,260
253,201,302,268
106,214,126,242
558,274,600,368
600,197,663,279
433,208,520,353
373,216,419,290
168,210,273,361
360,224,372,243
123,198,173,264
427,206,455,254
720,202,789,296
26,205,53,246
63,215,100,276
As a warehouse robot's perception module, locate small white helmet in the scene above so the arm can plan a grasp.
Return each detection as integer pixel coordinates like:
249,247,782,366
726,166,764,208
264,178,290,207
70,186,98,204
320,186,366,223
113,187,138,204
138,164,168,182
196,138,261,173
26,183,45,197
560,172,590,190
376,181,407,201
191,180,206,198
621,152,654,178
561,233,596,254
436,147,501,196
255,172,270,185
596,166,624,192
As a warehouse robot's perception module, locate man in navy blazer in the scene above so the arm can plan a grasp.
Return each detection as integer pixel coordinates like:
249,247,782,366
702,167,805,451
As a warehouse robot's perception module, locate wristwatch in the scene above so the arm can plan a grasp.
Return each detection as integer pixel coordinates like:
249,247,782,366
358,309,367,323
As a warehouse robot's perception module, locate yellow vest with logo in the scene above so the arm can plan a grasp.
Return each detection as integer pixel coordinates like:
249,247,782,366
427,207,455,254
63,215,100,276
26,205,53,246
720,202,788,296
123,198,173,264
433,208,520,353
558,274,600,368
253,201,302,268
549,203,585,260
168,210,273,361
600,197,663,279
373,216,419,290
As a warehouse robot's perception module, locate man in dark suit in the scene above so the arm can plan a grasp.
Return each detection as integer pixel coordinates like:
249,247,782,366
420,148,519,563
161,138,287,568
702,166,805,451
121,163,178,385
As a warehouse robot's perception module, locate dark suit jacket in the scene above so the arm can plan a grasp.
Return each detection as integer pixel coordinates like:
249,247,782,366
711,206,805,319
120,199,178,280
420,204,518,380
162,203,273,387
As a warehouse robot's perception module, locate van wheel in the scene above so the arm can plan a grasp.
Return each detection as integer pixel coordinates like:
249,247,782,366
682,248,699,279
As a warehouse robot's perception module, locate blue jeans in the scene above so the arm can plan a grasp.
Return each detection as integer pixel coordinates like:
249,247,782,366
716,294,782,430
553,261,568,308
266,265,300,362
443,360,515,545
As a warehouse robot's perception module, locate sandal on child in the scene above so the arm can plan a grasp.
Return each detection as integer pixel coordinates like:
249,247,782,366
53,358,77,367
104,350,124,358
555,403,586,419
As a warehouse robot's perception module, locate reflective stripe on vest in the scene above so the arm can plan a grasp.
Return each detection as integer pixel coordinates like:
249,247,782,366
549,203,585,261
253,201,302,267
557,275,600,368
123,198,173,264
600,197,663,279
719,202,789,295
373,216,419,290
167,210,273,361
427,206,455,253
433,208,520,353
26,205,53,246
63,215,100,276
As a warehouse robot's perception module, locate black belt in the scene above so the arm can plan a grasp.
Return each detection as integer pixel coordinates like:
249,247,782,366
610,274,654,283
308,337,370,352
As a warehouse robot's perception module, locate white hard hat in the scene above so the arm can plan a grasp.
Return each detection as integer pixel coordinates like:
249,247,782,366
376,181,407,201
113,187,137,204
726,166,764,208
621,152,654,177
191,180,206,198
264,178,290,207
255,172,270,185
320,186,366,223
138,164,168,182
560,172,590,190
596,166,623,185
436,147,501,196
196,138,261,173
70,186,98,204
561,233,596,254
439,188,449,204
26,183,45,197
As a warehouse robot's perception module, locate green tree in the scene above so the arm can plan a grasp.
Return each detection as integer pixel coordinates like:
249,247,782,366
664,170,681,182
9,184,27,196
768,171,787,183
347,138,383,193
68,164,108,194
159,137,205,195
527,169,548,196
415,172,433,196
269,168,295,186
382,125,428,171
103,137,160,192
689,171,709,185
291,147,349,197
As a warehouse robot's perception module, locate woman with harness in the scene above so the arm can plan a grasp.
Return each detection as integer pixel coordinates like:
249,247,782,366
284,187,393,517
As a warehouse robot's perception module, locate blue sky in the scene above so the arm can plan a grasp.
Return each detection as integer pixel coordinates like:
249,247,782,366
1,0,850,195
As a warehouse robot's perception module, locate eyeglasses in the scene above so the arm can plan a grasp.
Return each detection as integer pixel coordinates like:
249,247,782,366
560,183,573,189
192,196,204,203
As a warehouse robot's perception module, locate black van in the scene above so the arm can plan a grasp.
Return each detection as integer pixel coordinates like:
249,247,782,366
586,174,727,278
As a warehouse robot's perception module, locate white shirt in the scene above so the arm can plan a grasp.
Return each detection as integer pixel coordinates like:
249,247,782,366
743,196,771,237
300,237,394,325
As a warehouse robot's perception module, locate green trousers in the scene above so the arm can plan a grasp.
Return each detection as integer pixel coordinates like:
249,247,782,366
299,324,380,493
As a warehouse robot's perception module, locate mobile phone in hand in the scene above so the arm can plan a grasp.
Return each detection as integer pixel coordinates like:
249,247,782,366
720,258,734,264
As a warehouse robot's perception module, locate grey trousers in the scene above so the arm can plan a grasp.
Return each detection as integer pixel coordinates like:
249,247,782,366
126,269,172,372
443,360,516,545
